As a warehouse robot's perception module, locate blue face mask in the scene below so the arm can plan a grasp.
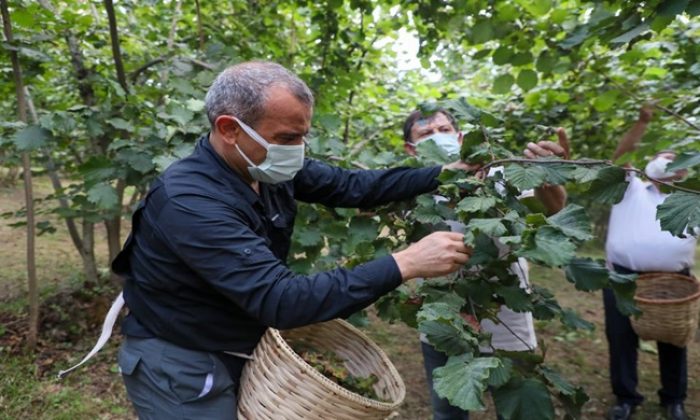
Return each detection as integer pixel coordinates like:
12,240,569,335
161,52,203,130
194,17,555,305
416,132,461,157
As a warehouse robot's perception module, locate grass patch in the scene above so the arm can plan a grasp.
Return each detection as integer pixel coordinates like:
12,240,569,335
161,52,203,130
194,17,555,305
0,282,132,420
0,347,130,420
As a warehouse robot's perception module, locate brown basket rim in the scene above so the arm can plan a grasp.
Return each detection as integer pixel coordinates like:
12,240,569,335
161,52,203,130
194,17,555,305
269,318,406,410
634,272,700,305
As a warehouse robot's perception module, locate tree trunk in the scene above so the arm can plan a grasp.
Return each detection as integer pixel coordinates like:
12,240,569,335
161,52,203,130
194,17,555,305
36,2,106,285
103,0,129,94
105,217,122,285
21,153,38,350
102,0,128,286
341,31,374,144
105,217,122,262
25,87,86,255
2,0,39,351
159,0,182,84
194,0,204,50
81,220,100,284
105,179,126,285
128,186,144,208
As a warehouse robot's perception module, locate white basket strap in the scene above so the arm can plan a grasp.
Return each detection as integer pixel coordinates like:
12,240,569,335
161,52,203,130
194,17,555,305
222,350,254,360
57,291,124,378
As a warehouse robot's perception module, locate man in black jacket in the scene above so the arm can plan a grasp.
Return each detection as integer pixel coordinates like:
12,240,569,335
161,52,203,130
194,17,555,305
113,61,473,418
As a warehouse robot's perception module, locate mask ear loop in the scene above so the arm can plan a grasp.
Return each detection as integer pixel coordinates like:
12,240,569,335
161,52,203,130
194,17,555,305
231,118,268,170
233,117,271,149
235,143,258,168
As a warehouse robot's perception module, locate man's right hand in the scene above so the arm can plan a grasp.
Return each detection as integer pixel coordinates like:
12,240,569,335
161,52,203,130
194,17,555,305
523,127,570,160
442,160,482,173
392,232,472,281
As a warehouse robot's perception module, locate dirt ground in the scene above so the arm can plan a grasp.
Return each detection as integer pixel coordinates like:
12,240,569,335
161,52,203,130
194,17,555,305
0,177,112,300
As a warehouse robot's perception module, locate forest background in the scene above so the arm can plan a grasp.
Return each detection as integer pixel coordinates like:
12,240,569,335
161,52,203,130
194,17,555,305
1,0,699,418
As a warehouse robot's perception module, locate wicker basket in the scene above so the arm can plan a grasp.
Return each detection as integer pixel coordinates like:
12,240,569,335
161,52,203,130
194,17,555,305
237,319,406,419
630,272,700,348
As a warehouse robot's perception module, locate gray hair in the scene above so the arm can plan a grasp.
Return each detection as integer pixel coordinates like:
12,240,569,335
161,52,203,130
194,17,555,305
205,61,314,128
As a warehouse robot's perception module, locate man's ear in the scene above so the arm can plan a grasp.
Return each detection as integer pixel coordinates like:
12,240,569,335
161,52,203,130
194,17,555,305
457,132,463,145
214,115,240,145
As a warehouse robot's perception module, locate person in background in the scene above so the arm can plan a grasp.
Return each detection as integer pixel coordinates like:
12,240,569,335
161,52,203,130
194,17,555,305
403,108,570,419
109,61,476,419
604,105,695,420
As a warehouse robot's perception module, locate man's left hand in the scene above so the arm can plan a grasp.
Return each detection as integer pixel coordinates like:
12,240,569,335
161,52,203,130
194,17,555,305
523,127,570,159
526,127,569,214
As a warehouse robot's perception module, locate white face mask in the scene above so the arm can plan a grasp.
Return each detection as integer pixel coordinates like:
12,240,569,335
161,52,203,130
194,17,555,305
233,117,305,184
415,132,461,156
644,156,676,180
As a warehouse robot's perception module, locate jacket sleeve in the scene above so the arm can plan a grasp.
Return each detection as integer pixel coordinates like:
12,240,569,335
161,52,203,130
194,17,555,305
154,194,402,329
293,159,442,208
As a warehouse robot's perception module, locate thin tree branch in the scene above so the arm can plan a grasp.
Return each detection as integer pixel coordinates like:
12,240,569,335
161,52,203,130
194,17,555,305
130,55,168,83
461,271,535,352
128,186,145,209
614,80,700,132
37,0,101,282
494,311,536,351
167,0,182,50
160,0,182,84
319,6,334,70
342,91,355,143
194,0,205,50
349,137,371,156
24,87,84,252
648,102,700,132
287,5,297,62
186,57,215,70
476,158,699,195
626,168,700,195
590,65,700,133
103,0,129,94
65,35,95,107
342,32,380,143
480,158,611,173
481,124,495,161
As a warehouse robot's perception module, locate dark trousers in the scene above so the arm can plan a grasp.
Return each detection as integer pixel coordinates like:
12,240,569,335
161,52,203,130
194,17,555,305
421,342,506,420
118,336,239,419
603,265,689,406
421,342,471,420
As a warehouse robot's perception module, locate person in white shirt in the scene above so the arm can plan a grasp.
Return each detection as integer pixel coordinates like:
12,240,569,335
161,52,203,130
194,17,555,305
604,105,695,420
403,109,569,420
